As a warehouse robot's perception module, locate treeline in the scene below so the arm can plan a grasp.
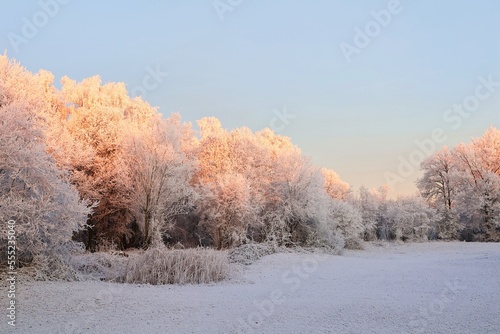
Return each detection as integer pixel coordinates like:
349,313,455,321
0,54,499,270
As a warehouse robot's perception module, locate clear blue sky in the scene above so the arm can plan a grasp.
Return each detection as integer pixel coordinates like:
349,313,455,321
1,0,499,196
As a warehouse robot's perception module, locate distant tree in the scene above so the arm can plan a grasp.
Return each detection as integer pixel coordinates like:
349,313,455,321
328,199,363,248
194,120,347,250
322,168,350,200
417,128,500,241
417,148,461,239
353,186,390,240
453,128,500,241
262,150,336,247
386,196,436,241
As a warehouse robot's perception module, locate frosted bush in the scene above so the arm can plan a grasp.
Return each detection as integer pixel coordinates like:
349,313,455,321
228,242,279,265
125,247,229,285
70,251,129,282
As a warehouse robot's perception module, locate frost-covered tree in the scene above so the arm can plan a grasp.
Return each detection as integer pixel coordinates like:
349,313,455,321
453,128,500,241
418,148,457,210
0,102,91,271
0,55,91,275
261,150,338,247
353,186,389,240
322,168,350,200
455,172,500,241
194,120,346,249
418,128,500,241
195,119,254,247
386,196,437,241
59,75,158,249
199,173,254,249
417,148,461,239
196,117,232,182
328,200,363,248
125,114,197,247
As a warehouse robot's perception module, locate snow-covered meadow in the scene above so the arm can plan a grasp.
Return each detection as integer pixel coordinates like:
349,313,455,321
5,242,499,334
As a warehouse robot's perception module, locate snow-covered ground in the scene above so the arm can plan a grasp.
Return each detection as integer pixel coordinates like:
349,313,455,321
4,242,500,334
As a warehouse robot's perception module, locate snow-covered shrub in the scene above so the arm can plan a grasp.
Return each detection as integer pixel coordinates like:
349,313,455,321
70,251,130,282
125,247,229,285
260,210,293,247
308,227,345,254
33,257,78,281
228,242,279,265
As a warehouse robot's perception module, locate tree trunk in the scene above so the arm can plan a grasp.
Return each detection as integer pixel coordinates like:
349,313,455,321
144,211,152,248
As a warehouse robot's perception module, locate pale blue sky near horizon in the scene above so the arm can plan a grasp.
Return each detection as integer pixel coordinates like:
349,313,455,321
1,0,499,196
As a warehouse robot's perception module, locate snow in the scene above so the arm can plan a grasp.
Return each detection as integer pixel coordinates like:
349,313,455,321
4,242,500,334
